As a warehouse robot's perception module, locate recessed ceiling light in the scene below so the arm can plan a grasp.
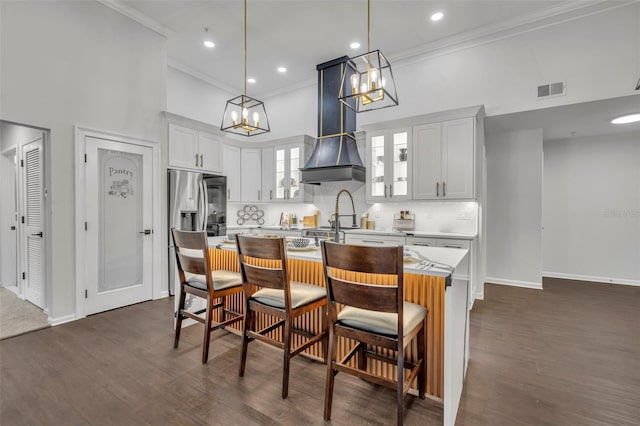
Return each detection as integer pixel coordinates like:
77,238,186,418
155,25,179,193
431,12,444,21
247,78,256,84
203,27,214,48
611,113,640,124
350,42,361,49
277,66,287,73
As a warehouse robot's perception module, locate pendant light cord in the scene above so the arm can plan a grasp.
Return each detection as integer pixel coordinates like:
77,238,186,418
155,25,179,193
244,0,247,99
367,0,371,53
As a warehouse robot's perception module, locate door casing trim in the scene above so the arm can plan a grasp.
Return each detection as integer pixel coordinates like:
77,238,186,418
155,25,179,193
74,125,165,320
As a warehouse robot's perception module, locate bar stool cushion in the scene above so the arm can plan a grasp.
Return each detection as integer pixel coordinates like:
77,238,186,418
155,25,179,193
252,282,326,309
186,270,242,291
338,302,427,337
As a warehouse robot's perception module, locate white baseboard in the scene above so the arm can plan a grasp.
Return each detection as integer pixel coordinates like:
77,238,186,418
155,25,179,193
485,277,543,290
48,314,76,326
542,271,640,287
155,290,169,299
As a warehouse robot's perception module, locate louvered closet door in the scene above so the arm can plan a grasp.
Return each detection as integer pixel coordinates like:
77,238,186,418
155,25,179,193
22,135,45,309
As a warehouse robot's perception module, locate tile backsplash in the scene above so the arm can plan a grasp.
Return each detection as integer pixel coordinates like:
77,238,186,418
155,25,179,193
229,182,477,235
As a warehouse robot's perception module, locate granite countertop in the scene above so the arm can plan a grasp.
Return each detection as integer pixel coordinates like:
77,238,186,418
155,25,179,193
208,236,468,279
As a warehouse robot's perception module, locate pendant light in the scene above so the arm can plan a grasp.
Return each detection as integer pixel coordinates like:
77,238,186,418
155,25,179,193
221,0,270,136
338,0,398,112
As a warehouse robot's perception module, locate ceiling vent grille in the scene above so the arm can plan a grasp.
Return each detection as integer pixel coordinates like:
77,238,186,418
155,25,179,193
538,81,566,99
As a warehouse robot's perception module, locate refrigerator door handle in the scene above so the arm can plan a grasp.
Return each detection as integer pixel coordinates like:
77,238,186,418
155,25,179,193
201,177,208,232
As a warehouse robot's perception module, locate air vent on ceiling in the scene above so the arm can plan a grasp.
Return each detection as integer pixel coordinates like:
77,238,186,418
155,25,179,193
537,81,566,99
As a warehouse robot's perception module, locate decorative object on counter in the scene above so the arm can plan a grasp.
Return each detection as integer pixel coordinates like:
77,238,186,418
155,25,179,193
366,220,375,230
360,213,369,229
393,210,415,231
398,148,407,161
220,0,270,136
338,0,398,113
290,237,310,248
236,204,264,225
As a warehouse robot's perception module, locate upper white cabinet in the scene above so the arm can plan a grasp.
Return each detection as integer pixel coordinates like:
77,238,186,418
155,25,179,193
413,117,475,200
240,148,262,202
273,137,313,203
222,144,241,202
366,127,412,202
168,123,222,174
261,147,275,202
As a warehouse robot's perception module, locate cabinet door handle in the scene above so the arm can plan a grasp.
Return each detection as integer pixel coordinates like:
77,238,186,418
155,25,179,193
195,153,199,167
436,182,439,197
270,189,273,200
443,244,463,249
384,184,387,198
362,239,385,244
227,189,230,200
258,190,261,201
443,181,446,197
199,154,203,167
413,243,433,246
390,184,393,198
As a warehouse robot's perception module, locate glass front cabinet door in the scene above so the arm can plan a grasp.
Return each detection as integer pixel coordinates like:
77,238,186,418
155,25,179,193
275,144,304,202
366,127,412,202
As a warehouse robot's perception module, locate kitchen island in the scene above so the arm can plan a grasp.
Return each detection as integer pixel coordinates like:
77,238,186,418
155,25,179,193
205,237,470,426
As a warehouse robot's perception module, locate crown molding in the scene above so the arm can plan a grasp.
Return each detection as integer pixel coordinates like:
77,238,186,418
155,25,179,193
97,0,171,37
168,60,237,95
389,0,636,66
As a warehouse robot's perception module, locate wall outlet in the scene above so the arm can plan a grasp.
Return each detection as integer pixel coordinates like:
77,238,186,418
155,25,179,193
457,210,470,220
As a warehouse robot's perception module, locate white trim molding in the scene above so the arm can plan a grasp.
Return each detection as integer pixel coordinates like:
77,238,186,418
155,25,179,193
543,271,640,287
74,126,163,320
48,313,76,326
97,0,170,36
485,277,543,290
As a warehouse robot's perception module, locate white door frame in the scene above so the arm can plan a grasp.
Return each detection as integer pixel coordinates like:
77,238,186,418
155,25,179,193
74,126,164,319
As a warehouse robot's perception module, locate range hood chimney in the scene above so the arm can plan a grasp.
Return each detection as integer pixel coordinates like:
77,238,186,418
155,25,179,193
300,56,365,184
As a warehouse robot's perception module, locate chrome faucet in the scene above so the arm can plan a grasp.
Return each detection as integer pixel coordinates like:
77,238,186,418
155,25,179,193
333,189,357,243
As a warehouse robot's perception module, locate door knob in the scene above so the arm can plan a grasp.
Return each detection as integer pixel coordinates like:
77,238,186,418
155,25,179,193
139,229,153,235
31,231,43,237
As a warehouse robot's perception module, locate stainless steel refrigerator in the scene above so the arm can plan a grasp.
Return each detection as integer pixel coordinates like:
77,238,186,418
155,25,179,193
167,169,226,295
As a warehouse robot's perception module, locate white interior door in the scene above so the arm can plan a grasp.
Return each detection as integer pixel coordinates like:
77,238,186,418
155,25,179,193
84,136,153,315
0,149,19,289
22,136,45,308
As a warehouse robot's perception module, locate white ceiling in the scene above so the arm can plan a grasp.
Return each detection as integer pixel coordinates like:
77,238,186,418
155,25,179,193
117,0,586,97
485,94,640,141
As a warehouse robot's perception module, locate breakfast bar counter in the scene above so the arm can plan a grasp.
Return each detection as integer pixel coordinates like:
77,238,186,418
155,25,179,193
206,237,470,426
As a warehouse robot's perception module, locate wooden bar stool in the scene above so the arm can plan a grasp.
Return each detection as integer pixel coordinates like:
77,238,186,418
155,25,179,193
320,241,427,425
236,234,328,398
171,228,243,363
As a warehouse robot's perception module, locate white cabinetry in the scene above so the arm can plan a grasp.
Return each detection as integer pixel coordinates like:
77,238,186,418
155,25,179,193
366,128,411,202
344,233,406,246
222,145,241,202
274,137,313,203
240,148,262,202
413,117,474,200
168,123,222,174
261,146,274,202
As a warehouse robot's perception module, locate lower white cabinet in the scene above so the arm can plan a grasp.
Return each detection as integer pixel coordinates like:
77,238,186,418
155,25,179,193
344,233,406,246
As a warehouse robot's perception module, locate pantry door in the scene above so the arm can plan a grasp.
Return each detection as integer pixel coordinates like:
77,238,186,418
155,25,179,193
83,136,153,315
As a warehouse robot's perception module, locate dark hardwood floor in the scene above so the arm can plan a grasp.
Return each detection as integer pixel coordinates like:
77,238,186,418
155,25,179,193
1,278,638,425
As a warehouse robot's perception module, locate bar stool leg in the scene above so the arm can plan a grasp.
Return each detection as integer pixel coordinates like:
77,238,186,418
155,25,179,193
202,295,214,363
282,319,292,398
324,329,338,420
174,285,186,348
397,344,404,425
239,303,253,377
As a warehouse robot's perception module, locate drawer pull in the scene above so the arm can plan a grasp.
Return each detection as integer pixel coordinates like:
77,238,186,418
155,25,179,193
362,240,385,244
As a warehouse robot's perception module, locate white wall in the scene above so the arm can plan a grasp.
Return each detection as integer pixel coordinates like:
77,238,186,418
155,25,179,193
1,1,167,322
486,129,543,288
168,3,639,137
543,132,640,285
